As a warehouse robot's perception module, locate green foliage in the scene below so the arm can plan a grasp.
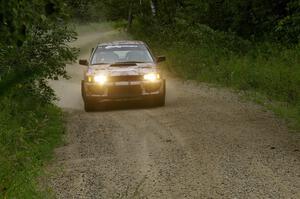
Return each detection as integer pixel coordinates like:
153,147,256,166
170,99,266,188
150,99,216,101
0,0,78,102
275,0,300,44
0,90,64,198
0,1,76,197
66,0,136,22
66,0,106,22
0,0,69,46
124,0,300,43
124,0,300,129
68,0,300,43
131,21,300,130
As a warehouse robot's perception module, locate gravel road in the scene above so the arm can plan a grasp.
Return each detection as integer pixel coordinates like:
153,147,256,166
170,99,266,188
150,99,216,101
48,25,300,199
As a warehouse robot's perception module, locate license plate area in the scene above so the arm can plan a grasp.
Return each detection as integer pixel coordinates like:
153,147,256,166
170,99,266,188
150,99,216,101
108,85,142,97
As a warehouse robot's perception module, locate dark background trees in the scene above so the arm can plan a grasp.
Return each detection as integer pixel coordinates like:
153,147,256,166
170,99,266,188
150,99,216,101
71,0,299,44
142,0,300,43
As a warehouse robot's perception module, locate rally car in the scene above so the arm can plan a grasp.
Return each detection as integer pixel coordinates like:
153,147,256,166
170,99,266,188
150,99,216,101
79,41,166,111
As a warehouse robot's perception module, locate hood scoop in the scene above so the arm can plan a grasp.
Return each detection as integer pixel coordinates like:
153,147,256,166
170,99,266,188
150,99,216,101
110,63,137,67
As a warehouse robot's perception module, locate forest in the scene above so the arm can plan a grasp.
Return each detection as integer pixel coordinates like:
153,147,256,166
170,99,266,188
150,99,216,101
1,0,300,198
69,0,300,43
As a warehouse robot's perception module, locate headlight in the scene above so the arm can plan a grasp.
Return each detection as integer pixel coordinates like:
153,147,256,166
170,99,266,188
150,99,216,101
94,75,107,84
144,73,160,81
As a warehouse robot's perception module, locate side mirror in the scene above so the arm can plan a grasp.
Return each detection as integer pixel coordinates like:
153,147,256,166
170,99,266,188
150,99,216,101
156,56,166,63
79,59,89,66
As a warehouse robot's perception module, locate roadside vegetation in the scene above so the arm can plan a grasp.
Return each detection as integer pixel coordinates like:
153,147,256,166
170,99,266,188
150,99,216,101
71,0,300,131
0,95,64,198
0,0,77,198
131,21,300,131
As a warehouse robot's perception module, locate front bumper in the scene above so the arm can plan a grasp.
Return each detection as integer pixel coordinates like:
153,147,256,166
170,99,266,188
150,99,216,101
83,80,164,102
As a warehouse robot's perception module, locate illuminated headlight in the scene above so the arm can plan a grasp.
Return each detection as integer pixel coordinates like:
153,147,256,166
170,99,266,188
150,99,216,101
144,73,160,81
94,75,107,84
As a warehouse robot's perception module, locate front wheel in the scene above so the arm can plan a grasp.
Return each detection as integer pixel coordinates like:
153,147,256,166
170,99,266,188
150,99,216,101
84,101,95,112
81,80,86,99
156,93,165,106
154,92,165,107
151,80,166,107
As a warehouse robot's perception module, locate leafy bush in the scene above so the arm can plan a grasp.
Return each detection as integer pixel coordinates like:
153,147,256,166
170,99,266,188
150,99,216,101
131,19,300,130
0,0,78,102
0,1,77,197
275,1,300,44
0,90,64,198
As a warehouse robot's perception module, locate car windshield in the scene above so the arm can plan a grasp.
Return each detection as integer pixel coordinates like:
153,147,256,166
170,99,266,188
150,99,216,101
91,44,154,65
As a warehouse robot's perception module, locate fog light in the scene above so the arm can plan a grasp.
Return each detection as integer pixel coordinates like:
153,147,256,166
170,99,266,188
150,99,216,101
144,73,160,81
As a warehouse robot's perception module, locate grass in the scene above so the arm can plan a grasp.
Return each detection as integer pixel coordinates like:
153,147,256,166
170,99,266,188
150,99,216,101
130,20,300,132
244,91,300,131
0,92,65,198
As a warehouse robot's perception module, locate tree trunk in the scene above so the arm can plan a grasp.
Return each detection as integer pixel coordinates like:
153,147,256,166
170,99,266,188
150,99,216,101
127,1,133,31
150,0,156,16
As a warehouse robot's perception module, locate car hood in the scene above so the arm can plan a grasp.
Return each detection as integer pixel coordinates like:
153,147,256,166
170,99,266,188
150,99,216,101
88,63,159,76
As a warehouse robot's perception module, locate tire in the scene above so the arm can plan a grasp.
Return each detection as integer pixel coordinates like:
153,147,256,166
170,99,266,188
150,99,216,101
151,80,166,107
82,82,94,112
82,81,106,112
81,80,86,100
156,93,165,107
158,80,166,106
84,100,95,112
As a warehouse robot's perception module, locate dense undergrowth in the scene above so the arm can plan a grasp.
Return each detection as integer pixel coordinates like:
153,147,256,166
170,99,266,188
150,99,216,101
0,1,76,198
0,90,64,198
130,20,300,131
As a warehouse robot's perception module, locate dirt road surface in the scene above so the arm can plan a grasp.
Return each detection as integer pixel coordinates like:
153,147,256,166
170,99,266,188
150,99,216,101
48,25,300,198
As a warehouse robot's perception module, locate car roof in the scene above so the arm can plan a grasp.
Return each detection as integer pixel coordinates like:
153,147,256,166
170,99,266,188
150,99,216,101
97,40,146,47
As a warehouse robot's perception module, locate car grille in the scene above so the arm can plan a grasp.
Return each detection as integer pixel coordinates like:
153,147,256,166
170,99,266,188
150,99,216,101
109,75,143,82
108,85,142,97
